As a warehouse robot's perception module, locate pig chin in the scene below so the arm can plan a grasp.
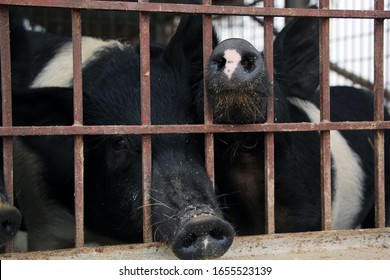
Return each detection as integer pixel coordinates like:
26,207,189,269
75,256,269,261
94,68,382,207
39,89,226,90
210,91,268,124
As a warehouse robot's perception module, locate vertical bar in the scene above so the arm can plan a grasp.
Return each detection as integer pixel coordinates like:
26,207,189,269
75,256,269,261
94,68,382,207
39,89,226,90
0,7,11,126
263,0,275,234
373,0,385,228
202,0,215,189
0,6,14,253
71,9,84,248
139,0,152,243
319,0,332,231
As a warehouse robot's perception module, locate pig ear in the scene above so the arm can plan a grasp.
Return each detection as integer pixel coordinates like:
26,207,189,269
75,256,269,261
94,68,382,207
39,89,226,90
274,14,320,100
12,87,74,126
163,13,218,78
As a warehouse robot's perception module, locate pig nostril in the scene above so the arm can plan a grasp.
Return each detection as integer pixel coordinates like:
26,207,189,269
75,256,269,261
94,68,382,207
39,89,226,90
214,57,227,71
241,53,257,73
1,220,12,233
0,208,22,239
209,227,224,240
182,233,198,248
181,228,223,249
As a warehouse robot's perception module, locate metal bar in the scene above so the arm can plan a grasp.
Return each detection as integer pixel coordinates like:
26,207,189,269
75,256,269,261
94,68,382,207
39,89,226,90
2,121,390,136
373,0,385,228
263,0,275,235
0,7,11,126
71,9,84,248
202,0,215,189
0,6,14,253
139,0,152,243
72,10,83,125
319,0,332,231
0,1,389,19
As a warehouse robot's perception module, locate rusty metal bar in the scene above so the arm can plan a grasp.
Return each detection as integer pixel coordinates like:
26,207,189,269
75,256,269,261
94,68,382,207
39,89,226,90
373,0,385,228
263,0,275,235
0,6,14,253
0,7,11,125
139,0,152,243
71,9,84,248
1,121,390,136
202,0,215,189
1,1,389,19
319,0,332,231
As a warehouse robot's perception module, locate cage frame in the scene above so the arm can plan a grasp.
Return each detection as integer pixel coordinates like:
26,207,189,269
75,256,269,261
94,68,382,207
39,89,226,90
0,0,389,259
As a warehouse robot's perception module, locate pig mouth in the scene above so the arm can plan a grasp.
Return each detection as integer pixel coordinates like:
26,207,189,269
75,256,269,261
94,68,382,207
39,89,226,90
209,91,268,124
170,207,235,260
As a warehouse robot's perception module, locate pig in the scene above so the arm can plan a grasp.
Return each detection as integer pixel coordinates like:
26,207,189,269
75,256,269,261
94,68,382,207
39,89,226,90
11,11,234,260
202,15,390,235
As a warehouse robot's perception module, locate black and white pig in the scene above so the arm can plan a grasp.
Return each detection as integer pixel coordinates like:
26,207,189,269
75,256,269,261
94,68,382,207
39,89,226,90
11,13,234,259
202,16,390,235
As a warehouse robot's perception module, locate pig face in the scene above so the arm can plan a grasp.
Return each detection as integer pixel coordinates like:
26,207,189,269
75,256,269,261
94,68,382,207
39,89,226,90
206,39,270,124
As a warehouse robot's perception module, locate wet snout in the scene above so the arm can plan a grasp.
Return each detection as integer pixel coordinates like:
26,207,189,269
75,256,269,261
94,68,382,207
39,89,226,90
172,207,234,260
207,38,264,88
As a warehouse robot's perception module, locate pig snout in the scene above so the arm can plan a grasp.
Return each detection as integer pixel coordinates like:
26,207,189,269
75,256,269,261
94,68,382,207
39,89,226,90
172,209,234,260
0,202,22,246
206,38,270,124
208,38,263,85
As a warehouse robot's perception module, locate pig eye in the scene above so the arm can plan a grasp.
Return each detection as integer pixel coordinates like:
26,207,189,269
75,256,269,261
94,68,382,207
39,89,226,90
112,137,127,150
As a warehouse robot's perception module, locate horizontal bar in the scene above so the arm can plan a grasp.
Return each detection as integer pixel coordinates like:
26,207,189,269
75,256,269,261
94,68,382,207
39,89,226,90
0,1,389,19
1,121,390,136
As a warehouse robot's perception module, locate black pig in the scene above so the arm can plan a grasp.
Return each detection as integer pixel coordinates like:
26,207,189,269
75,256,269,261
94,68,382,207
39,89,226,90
12,13,234,259
203,16,390,234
